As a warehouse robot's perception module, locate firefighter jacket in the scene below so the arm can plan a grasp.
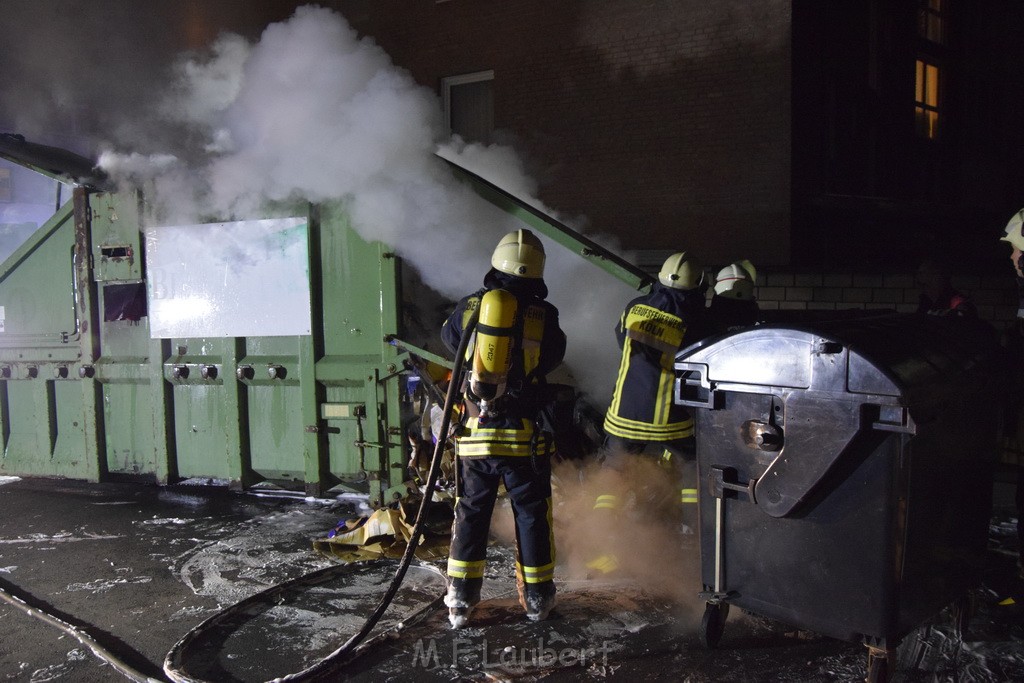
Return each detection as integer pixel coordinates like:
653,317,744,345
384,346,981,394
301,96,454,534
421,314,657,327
604,283,709,443
441,269,567,458
708,295,760,334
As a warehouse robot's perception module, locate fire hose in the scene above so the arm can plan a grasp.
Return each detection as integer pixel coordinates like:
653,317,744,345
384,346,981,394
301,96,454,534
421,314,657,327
0,312,479,683
211,309,478,682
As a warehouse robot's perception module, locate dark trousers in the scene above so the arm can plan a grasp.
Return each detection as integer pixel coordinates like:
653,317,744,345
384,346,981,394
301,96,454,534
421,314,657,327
449,455,555,586
603,435,695,466
1017,468,1024,564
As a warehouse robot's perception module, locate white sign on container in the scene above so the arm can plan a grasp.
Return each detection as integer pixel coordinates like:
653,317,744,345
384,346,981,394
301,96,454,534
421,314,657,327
144,218,311,339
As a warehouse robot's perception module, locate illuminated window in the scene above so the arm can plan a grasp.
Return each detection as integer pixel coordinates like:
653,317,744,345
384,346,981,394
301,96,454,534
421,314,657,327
915,59,940,139
917,0,946,44
442,71,494,144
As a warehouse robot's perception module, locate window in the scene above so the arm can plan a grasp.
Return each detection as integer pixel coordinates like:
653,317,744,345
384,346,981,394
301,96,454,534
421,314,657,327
917,0,946,44
441,71,494,144
915,59,940,139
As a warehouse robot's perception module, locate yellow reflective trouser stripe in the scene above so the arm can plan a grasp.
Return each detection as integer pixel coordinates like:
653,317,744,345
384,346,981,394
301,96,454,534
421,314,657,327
447,558,486,579
517,561,555,584
586,554,619,574
593,494,619,511
604,412,694,440
681,488,698,504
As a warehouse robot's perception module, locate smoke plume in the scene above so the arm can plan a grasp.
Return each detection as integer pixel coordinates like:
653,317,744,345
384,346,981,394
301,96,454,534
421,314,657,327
490,452,702,609
1,4,638,403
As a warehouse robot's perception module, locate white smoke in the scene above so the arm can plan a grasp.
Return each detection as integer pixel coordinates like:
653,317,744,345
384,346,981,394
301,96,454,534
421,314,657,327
27,5,638,403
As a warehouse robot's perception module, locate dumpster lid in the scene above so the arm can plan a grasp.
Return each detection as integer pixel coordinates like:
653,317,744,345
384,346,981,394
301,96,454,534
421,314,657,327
0,133,110,190
676,313,997,399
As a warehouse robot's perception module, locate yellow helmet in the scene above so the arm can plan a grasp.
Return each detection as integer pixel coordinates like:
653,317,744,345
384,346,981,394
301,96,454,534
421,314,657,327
735,259,756,283
658,252,703,290
1001,209,1024,251
491,229,545,279
714,261,757,300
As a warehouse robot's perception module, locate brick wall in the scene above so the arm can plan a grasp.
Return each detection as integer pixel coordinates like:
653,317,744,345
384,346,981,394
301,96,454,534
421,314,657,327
754,271,1019,328
332,0,793,265
636,252,1019,330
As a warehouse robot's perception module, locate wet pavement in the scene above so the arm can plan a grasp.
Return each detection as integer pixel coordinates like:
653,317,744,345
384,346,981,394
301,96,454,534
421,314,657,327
0,475,1022,682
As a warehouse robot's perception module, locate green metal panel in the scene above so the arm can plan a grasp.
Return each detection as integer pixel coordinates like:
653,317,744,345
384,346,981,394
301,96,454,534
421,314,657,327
0,192,95,480
0,204,77,344
0,379,92,479
315,203,404,504
102,382,155,476
242,336,306,485
90,193,143,282
171,383,232,481
95,255,153,477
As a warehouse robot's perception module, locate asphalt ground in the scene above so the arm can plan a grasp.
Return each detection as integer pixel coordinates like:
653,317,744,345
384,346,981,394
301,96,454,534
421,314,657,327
0,475,1022,682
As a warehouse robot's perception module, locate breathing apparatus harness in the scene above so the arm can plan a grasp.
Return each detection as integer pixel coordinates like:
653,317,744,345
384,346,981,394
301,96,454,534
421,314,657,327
463,287,553,475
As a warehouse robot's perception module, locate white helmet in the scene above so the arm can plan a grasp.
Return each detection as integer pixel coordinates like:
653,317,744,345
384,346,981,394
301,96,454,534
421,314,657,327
658,252,703,290
491,229,545,278
1001,209,1024,251
714,260,757,300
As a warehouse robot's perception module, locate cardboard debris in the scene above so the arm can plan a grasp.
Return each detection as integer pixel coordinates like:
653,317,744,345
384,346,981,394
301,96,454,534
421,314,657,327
314,500,452,563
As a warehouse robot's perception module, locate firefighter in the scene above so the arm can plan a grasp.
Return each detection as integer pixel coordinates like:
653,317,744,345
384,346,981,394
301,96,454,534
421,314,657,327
1000,209,1024,580
441,229,567,628
588,252,710,574
707,259,760,334
915,257,977,317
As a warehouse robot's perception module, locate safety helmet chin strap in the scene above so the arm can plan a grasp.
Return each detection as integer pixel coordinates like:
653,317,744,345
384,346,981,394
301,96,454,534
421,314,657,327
1016,262,1024,319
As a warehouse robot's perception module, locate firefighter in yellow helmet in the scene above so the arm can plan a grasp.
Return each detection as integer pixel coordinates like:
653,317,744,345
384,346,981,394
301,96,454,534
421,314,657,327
603,251,709,450
441,229,566,627
587,252,711,574
708,259,761,334
1000,209,1024,579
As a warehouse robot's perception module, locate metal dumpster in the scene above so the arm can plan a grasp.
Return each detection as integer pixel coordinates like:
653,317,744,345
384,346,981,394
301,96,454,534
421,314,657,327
674,313,1001,678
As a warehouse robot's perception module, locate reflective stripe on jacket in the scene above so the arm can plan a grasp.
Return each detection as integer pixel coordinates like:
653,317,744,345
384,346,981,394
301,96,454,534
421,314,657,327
604,284,707,443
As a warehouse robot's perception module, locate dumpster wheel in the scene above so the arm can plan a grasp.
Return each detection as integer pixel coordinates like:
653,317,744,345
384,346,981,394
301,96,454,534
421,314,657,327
698,601,730,649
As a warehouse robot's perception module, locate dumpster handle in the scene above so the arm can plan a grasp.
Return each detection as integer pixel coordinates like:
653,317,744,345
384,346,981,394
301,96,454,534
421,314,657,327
711,466,758,503
714,496,723,593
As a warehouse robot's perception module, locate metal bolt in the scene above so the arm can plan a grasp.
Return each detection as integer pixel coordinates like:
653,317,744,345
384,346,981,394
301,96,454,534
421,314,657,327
200,365,218,380
267,365,286,380
26,366,38,379
172,365,189,380
78,365,95,379
0,366,10,379
236,365,255,381
54,366,69,379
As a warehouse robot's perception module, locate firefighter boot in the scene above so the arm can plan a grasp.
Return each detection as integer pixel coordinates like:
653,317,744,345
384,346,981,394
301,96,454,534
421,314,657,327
522,581,557,622
444,577,482,628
